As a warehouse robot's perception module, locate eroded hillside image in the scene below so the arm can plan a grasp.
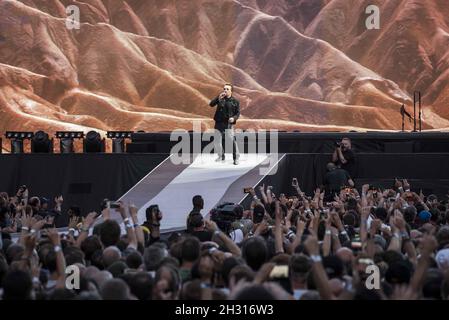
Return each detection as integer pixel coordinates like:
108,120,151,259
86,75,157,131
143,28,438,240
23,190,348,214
1,0,449,152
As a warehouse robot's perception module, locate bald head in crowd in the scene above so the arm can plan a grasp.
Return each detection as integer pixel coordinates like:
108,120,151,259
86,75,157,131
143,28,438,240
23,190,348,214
102,246,121,268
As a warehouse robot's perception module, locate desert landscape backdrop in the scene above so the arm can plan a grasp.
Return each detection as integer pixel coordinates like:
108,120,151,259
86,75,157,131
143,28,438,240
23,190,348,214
1,0,449,151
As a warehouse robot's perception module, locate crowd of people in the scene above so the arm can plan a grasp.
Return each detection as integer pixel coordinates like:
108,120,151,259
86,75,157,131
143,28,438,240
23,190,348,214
1,172,449,300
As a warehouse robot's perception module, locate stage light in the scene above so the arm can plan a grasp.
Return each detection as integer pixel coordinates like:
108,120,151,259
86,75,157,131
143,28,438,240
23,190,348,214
5,131,34,154
55,131,84,154
31,131,53,153
107,131,133,153
84,130,105,153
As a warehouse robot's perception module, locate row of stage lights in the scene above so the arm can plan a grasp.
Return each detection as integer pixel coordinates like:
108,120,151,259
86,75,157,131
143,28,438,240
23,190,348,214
2,131,134,154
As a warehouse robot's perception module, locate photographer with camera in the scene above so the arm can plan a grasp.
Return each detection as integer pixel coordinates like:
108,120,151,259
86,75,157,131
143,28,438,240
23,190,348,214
332,137,356,178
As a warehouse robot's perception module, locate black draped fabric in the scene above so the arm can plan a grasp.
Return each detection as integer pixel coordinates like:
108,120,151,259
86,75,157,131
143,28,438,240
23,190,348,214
242,153,449,208
2,153,449,227
0,154,167,226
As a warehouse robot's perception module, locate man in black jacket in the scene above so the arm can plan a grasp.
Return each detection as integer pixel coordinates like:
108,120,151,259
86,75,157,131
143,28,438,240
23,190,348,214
209,83,240,165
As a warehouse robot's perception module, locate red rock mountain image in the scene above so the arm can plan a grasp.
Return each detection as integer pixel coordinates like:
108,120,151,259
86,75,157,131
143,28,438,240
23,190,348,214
1,0,449,152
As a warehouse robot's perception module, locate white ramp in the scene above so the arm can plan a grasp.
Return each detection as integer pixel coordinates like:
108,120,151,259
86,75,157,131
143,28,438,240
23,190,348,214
136,153,269,232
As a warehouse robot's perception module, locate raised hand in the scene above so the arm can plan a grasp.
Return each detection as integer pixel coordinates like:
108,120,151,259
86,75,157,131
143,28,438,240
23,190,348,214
403,179,410,190
320,190,325,201
82,212,98,229
419,189,425,202
254,220,269,236
254,262,276,285
205,220,219,232
24,233,37,252
47,228,61,246
21,213,33,229
361,206,371,221
117,201,127,220
31,218,47,231
393,210,406,231
128,202,138,218
296,219,306,234
279,194,287,206
304,234,320,256
362,184,370,194
68,216,78,229
54,195,63,205
292,178,299,188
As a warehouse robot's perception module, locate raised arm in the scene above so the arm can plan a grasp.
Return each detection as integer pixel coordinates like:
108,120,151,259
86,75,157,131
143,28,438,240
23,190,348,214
274,201,284,254
304,234,334,300
129,203,144,248
118,202,138,250
206,220,241,256
76,212,97,247
409,234,437,293
322,214,332,257
290,219,306,253
291,178,305,199
210,91,225,107
258,183,268,204
48,228,67,289
387,214,402,253
53,195,63,215
337,147,347,164
209,96,219,107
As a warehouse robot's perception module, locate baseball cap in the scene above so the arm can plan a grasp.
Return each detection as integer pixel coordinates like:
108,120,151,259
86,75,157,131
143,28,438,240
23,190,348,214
418,210,431,222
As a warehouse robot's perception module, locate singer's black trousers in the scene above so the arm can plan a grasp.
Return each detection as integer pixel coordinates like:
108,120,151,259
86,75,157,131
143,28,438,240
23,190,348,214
214,122,239,161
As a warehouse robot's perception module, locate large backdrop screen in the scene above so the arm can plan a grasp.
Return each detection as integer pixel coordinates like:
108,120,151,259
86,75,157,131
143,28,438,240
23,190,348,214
1,0,448,146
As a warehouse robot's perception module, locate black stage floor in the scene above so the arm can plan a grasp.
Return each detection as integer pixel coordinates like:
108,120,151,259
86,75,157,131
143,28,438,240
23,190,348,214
127,131,449,153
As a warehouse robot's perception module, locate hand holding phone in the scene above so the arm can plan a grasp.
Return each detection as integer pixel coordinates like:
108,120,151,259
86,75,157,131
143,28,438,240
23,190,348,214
292,178,298,187
269,265,289,279
107,201,120,209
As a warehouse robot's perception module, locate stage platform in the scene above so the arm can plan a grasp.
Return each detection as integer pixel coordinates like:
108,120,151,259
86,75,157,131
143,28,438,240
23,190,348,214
106,153,281,232
127,132,449,153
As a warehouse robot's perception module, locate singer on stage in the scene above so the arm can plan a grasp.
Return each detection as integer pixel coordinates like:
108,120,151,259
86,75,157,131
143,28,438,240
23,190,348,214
209,83,240,165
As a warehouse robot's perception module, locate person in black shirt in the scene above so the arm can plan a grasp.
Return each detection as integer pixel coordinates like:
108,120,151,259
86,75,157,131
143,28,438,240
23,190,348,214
324,162,354,197
209,83,240,165
187,213,213,242
186,195,204,233
332,137,356,177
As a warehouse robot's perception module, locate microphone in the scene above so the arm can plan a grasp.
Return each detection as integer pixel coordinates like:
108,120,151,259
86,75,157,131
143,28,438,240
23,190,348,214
400,104,412,122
